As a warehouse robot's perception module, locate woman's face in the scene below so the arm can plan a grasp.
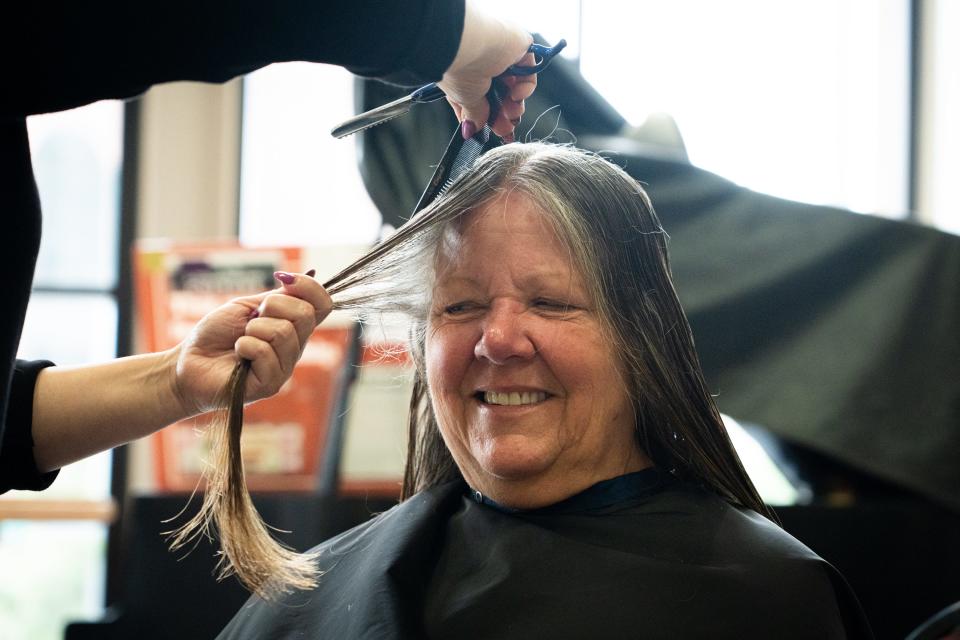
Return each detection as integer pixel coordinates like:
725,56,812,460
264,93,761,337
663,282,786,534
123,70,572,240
425,193,650,508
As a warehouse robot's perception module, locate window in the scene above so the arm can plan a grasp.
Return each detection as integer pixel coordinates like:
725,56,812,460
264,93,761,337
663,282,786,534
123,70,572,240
917,0,960,232
478,0,911,216
0,100,124,640
239,63,382,248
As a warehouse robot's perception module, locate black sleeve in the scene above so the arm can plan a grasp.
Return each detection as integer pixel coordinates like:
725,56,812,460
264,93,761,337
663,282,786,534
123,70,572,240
3,0,465,117
0,359,58,493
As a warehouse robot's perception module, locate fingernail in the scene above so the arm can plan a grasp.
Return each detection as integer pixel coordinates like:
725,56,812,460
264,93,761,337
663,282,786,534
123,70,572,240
461,120,477,140
274,271,295,285
248,308,260,319
305,268,316,278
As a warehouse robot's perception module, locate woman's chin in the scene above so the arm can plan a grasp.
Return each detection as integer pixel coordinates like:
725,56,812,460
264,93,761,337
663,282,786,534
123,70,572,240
476,444,556,483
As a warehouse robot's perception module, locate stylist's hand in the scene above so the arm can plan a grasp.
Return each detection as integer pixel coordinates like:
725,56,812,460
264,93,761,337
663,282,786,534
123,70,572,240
171,270,331,416
437,1,535,142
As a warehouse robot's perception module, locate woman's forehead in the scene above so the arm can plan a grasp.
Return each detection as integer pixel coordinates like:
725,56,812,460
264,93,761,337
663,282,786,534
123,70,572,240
443,193,562,254
433,195,584,290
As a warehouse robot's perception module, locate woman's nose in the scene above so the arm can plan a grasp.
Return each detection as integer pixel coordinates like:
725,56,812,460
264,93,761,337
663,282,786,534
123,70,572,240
474,301,536,364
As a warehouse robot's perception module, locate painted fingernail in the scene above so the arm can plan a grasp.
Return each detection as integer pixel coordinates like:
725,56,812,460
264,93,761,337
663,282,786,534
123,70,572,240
461,120,477,140
248,308,260,319
274,271,295,285
305,268,316,278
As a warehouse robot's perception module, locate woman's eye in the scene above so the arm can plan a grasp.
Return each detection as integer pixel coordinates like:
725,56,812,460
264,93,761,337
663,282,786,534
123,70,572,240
443,302,474,315
533,298,573,312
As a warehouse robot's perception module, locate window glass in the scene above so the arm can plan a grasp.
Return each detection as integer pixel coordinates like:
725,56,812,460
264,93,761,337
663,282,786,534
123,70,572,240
28,101,124,290
239,63,382,247
15,292,118,501
0,521,107,640
18,292,119,369
921,0,960,232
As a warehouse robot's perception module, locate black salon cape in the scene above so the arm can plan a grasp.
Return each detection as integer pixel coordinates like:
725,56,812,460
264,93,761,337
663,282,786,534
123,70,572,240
0,0,464,493
219,472,873,639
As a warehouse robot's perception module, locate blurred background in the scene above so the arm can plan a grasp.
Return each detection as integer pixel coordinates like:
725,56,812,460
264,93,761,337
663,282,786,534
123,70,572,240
1,1,957,638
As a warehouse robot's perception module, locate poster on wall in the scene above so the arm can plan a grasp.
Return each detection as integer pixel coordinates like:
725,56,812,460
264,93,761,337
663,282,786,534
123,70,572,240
134,241,354,492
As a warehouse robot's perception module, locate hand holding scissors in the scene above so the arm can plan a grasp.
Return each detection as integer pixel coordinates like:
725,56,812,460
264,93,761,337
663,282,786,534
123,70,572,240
331,40,566,140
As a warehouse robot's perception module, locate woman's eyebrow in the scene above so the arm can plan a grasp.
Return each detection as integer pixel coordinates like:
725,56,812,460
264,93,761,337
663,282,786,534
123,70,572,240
434,271,582,299
433,273,481,289
437,267,572,283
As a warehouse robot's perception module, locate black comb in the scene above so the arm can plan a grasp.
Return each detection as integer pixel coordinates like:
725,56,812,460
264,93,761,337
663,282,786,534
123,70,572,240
412,85,505,214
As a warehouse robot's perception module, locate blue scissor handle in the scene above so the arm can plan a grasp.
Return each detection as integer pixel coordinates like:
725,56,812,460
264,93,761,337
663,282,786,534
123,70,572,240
410,39,567,103
504,40,567,76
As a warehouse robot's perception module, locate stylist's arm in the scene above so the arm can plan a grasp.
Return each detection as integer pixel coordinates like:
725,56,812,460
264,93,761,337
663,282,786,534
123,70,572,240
30,271,328,474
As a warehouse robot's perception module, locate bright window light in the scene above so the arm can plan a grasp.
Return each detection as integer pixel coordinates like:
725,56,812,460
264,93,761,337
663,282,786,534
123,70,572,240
239,63,382,247
578,0,910,216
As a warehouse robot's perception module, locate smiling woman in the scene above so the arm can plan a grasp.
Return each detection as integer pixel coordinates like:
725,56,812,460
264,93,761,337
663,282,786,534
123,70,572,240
209,143,874,638
426,193,651,509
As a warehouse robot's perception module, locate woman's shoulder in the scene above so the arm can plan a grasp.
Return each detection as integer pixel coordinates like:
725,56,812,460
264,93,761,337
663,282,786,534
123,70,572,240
647,480,823,562
616,482,873,637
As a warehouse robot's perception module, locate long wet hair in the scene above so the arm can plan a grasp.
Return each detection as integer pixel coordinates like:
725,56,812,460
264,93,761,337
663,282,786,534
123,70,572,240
169,143,773,600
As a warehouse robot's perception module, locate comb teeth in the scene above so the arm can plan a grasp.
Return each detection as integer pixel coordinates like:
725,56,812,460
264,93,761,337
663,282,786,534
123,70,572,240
435,129,491,197
414,125,498,213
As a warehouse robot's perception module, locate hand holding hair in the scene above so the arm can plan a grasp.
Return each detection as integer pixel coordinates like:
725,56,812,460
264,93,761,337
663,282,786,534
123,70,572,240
29,270,328,482
170,270,331,417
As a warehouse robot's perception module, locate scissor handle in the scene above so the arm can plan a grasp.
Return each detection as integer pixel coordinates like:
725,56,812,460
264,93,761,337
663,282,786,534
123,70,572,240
409,39,567,103
503,39,568,76
410,83,447,102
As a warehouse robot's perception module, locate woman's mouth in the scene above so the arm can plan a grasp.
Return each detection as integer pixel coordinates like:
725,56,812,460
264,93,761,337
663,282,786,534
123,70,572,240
476,391,549,406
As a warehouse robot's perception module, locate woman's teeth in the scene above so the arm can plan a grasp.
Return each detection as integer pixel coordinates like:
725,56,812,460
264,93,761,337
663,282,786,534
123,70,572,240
483,391,547,406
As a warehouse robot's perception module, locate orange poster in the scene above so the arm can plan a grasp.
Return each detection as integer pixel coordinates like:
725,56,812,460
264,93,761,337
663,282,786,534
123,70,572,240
134,241,352,492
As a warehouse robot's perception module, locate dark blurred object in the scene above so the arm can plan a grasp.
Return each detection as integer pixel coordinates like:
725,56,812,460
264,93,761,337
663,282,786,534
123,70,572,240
64,492,396,640
777,493,960,639
353,38,960,515
906,601,960,640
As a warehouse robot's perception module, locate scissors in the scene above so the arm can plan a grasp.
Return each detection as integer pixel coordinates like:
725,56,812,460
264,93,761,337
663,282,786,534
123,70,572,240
331,40,567,139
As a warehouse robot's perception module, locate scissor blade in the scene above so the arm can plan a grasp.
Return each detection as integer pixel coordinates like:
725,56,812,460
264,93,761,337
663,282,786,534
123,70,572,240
330,94,415,139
